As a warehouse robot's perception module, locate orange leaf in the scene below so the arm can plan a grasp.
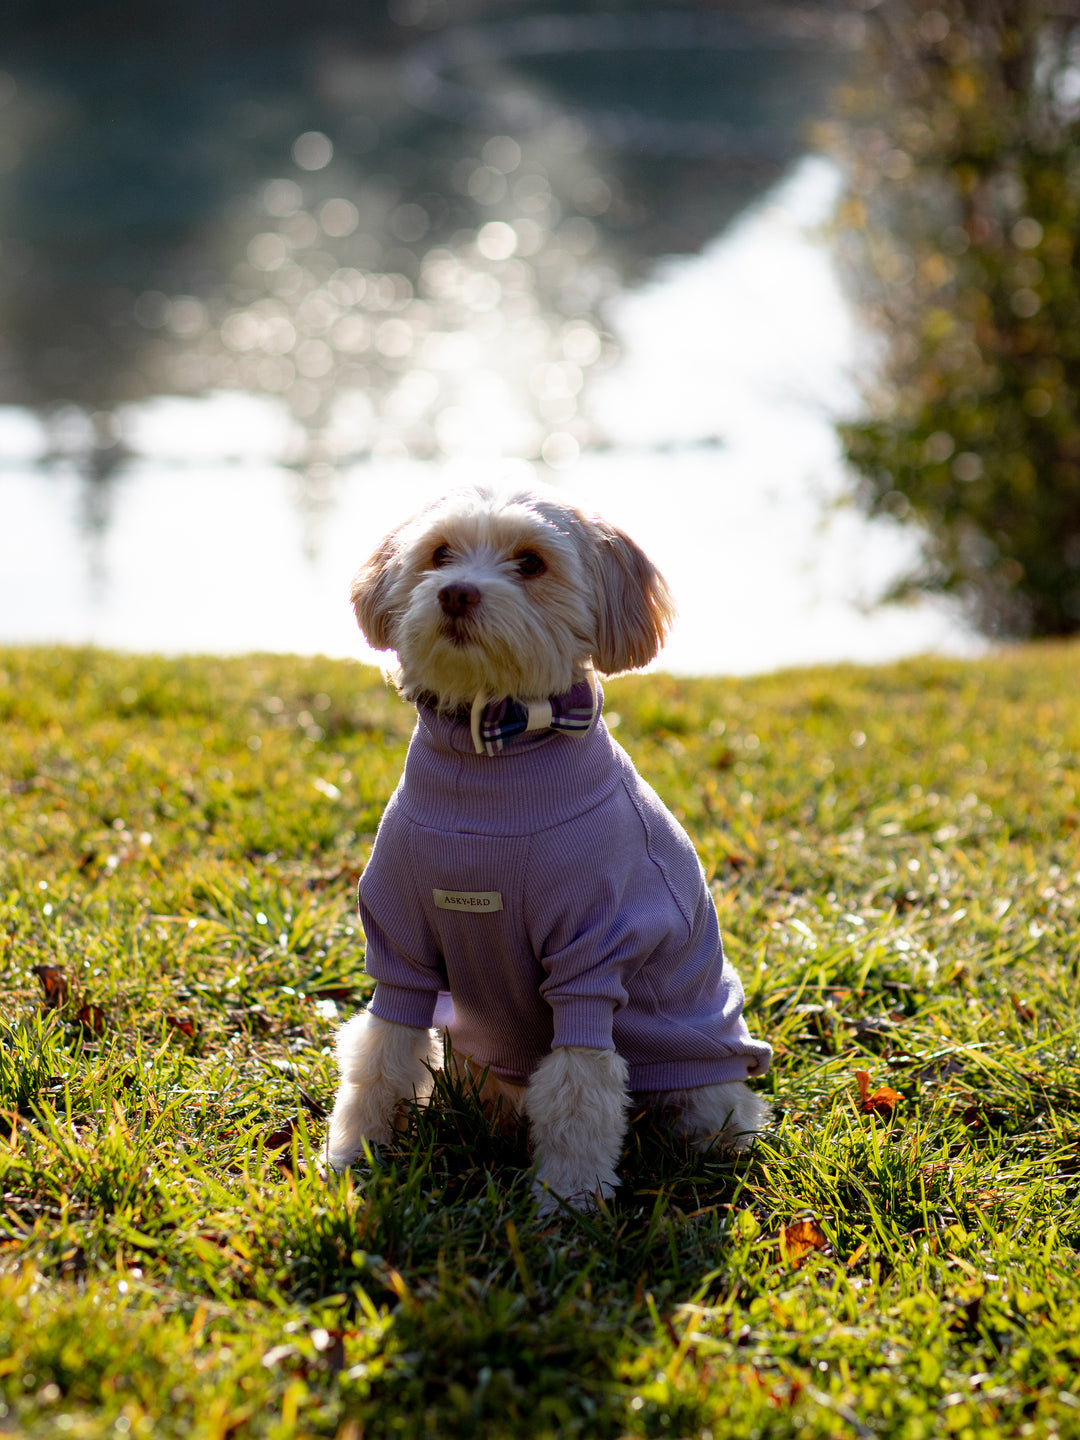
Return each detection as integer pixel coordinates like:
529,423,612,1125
263,1117,309,1173
867,1084,904,1115
76,1003,108,1038
779,1218,829,1267
1010,993,1035,1022
32,964,69,1008
264,1118,300,1151
166,1014,196,1038
855,1070,904,1115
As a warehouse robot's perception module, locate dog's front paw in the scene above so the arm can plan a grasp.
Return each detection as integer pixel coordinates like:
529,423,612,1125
677,1079,771,1153
524,1046,630,1216
327,1013,443,1171
531,1160,619,1217
325,1084,394,1172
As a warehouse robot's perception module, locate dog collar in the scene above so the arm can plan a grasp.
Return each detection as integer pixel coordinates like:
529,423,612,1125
470,678,597,756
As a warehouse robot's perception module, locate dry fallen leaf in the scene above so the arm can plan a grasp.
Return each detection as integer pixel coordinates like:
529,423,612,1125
264,1118,300,1152
779,1218,829,1267
76,1003,108,1038
920,1161,951,1180
165,1014,196,1038
1010,993,1035,1022
32,964,69,1008
263,1117,314,1173
298,1088,328,1121
855,1069,904,1116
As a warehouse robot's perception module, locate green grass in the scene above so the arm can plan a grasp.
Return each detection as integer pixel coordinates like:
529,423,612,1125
1,641,1079,1439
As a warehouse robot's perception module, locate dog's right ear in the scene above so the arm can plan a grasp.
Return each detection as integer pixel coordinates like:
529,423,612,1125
350,530,402,651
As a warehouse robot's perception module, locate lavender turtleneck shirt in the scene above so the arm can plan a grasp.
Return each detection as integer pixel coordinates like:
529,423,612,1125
359,689,772,1092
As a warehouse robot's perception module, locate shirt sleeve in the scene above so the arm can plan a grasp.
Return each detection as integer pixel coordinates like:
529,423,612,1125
525,796,675,1052
357,797,445,1030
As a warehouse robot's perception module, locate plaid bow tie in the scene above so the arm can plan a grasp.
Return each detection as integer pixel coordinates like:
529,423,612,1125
471,679,597,756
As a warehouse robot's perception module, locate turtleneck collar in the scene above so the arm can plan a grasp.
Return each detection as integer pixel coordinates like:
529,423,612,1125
401,680,620,837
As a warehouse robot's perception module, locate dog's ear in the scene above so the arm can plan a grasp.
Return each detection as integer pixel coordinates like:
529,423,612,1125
587,520,676,675
350,529,403,651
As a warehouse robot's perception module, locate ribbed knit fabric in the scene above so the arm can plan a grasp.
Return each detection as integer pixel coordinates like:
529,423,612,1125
359,688,772,1091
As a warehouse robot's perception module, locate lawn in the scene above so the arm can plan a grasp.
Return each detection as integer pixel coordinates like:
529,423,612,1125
1,641,1079,1440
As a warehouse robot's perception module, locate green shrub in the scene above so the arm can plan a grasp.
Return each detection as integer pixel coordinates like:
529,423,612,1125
832,0,1080,636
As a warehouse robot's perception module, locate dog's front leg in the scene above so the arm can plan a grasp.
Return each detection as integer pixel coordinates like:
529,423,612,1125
326,1011,442,1171
524,1046,630,1215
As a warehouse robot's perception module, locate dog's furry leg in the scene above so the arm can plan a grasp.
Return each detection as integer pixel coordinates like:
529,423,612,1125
652,1080,770,1153
524,1046,630,1215
326,1012,442,1171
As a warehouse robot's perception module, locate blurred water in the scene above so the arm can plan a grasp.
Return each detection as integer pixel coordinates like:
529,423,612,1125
0,5,981,672
0,156,979,672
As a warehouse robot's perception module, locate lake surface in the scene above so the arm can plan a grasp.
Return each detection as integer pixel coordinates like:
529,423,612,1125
0,6,981,674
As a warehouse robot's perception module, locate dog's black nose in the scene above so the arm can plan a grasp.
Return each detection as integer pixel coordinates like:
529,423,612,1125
438,583,481,618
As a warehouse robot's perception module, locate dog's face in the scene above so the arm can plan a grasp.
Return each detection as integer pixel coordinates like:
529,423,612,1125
351,486,676,708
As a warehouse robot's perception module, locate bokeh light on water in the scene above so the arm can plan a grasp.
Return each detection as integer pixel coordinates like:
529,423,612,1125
0,2,979,670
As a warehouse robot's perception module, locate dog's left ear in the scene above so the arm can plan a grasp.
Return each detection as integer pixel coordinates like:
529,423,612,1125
350,529,403,651
587,520,677,675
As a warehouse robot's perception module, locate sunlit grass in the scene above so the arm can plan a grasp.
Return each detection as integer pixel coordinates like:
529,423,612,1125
2,642,1079,1438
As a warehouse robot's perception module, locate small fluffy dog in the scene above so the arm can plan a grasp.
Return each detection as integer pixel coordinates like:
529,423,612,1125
328,485,771,1212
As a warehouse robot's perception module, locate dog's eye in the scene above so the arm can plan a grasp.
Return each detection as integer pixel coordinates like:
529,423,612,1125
432,544,452,569
516,551,546,578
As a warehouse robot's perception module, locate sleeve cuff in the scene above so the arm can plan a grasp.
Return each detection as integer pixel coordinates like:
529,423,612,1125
548,996,616,1051
368,982,439,1031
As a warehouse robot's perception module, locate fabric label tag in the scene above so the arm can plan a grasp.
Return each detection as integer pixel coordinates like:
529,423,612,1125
433,888,503,913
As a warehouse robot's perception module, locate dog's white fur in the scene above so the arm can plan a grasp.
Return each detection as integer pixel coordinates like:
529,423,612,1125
328,485,769,1213
328,1011,443,1151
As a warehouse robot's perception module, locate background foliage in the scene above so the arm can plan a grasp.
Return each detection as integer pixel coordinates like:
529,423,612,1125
832,0,1080,636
